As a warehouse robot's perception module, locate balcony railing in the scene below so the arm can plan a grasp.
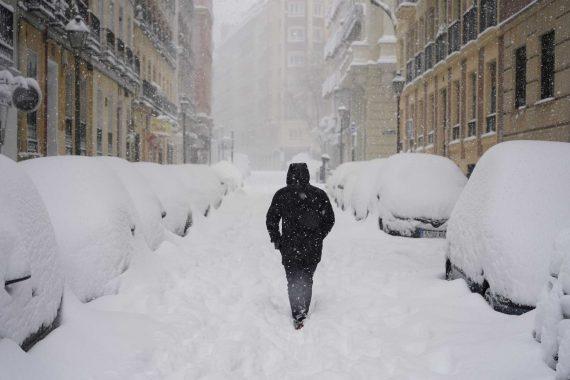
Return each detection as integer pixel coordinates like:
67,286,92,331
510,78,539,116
406,59,414,83
448,20,460,54
414,52,424,77
480,0,497,33
435,32,447,63
142,80,177,116
88,12,100,42
105,29,115,51
463,7,478,45
134,56,141,76
126,47,134,67
424,41,434,70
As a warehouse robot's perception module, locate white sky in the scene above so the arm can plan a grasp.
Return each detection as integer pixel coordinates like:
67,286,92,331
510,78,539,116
213,0,261,43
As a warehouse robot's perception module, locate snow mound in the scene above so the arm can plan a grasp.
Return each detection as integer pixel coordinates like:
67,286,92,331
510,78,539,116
350,159,385,221
326,161,367,210
0,155,63,348
379,153,467,221
21,157,141,302
134,162,194,236
213,161,243,191
100,157,166,250
233,153,251,178
170,164,225,218
447,141,570,307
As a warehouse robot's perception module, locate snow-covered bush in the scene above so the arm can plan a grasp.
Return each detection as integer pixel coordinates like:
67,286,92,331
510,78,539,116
213,161,243,191
100,157,166,250
377,153,466,237
446,141,570,312
170,164,225,217
21,156,140,303
0,155,63,350
349,159,385,221
134,162,194,236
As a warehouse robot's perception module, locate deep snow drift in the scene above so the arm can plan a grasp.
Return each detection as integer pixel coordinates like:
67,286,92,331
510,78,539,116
0,172,553,379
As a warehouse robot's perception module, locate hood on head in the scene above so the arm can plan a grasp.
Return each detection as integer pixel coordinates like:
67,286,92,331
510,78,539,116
287,163,310,187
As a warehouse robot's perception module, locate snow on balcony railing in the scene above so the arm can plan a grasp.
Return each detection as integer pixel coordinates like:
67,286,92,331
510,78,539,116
324,3,364,59
325,0,344,27
322,70,341,98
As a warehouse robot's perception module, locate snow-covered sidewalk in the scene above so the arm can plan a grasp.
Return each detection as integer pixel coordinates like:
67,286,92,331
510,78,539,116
2,172,552,379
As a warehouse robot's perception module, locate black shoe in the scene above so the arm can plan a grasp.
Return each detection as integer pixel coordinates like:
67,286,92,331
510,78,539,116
293,320,304,330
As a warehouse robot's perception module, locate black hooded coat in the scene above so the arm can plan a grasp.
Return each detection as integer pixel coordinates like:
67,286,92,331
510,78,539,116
266,163,335,265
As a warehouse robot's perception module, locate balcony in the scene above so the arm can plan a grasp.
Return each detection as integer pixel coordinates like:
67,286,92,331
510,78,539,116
462,7,478,45
448,20,460,55
435,32,447,63
406,59,414,83
88,12,100,42
424,42,434,70
142,80,177,117
101,29,116,65
23,0,56,19
480,0,497,33
324,3,364,59
414,52,424,78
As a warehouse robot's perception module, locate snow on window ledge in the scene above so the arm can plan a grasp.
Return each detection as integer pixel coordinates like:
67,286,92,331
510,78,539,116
481,131,496,138
534,97,555,106
464,136,477,142
449,139,460,146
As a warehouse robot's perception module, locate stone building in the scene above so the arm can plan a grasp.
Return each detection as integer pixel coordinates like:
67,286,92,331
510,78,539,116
214,0,327,169
0,0,210,165
322,0,398,166
395,0,569,175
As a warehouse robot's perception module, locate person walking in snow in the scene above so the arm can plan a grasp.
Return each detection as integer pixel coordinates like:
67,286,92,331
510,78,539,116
266,163,335,330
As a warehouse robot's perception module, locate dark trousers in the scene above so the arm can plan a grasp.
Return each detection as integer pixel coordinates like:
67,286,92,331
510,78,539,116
283,261,318,322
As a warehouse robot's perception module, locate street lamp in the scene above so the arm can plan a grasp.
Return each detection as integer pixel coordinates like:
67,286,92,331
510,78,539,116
180,95,190,163
392,71,405,153
66,14,89,156
338,105,349,164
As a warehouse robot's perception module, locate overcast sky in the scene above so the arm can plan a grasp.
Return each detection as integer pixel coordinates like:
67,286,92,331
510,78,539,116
213,0,260,43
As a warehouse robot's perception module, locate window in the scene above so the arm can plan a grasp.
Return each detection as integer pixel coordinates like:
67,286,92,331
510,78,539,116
514,46,526,108
488,61,496,114
107,97,114,155
287,1,305,17
313,27,323,43
26,51,38,153
97,129,103,155
452,124,460,140
96,89,103,155
119,5,124,38
0,4,14,61
540,31,555,99
167,144,174,164
428,130,434,144
109,0,115,32
314,1,324,17
108,132,113,155
287,51,305,67
470,72,477,120
287,27,305,42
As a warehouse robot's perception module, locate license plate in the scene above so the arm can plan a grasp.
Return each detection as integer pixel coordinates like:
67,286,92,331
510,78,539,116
419,229,446,238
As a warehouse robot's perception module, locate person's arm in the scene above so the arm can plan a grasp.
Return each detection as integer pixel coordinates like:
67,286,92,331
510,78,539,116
266,191,283,246
319,193,335,239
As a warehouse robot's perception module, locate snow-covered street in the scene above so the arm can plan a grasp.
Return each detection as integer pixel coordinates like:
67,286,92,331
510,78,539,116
2,171,553,379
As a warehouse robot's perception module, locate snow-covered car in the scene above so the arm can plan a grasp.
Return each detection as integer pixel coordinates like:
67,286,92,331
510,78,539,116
0,155,64,350
349,159,385,221
446,141,570,314
170,164,225,218
99,157,166,250
376,153,466,238
213,161,244,192
326,161,366,210
21,157,142,302
134,162,194,236
533,229,570,378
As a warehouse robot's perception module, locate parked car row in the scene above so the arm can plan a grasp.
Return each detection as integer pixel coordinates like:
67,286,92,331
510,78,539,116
327,153,467,238
0,155,244,351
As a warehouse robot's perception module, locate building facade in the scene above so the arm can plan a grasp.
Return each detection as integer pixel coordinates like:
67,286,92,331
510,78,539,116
395,0,569,175
322,0,398,166
214,0,327,170
0,0,210,165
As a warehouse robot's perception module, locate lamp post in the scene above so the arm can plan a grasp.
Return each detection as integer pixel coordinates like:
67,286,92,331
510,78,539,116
180,96,189,164
338,105,349,164
391,71,405,153
66,14,89,156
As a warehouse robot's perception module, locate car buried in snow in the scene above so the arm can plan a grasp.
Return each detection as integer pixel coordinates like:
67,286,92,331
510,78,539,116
376,153,467,238
0,155,64,350
445,141,570,315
